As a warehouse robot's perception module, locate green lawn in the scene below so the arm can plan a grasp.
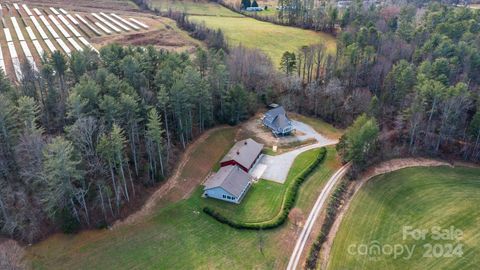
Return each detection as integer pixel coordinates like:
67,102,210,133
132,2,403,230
202,147,326,223
328,166,480,270
26,132,341,269
202,180,284,223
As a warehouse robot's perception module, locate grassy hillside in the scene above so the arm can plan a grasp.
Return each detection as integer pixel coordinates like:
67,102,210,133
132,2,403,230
27,130,341,269
151,0,336,67
328,166,480,270
189,15,336,67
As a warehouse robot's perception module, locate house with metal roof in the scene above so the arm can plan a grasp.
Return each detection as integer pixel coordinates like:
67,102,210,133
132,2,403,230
220,138,264,172
263,106,294,136
203,165,252,204
203,138,263,204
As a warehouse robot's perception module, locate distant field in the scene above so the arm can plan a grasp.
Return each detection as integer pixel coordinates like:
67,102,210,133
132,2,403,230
151,0,336,68
152,0,242,16
0,1,200,82
328,166,480,269
27,131,341,269
23,0,139,12
190,15,336,67
89,15,202,52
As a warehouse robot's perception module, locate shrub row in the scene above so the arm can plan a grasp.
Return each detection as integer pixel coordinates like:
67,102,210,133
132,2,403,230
203,147,327,230
305,179,348,269
159,10,229,52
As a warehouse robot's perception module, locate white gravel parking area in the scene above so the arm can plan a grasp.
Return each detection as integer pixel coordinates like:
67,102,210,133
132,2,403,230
250,121,337,183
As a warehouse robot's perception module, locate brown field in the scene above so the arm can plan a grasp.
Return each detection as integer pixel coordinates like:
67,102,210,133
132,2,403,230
22,0,202,51
89,15,202,52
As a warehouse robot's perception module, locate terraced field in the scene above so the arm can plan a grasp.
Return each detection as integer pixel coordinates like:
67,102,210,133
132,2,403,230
0,1,199,83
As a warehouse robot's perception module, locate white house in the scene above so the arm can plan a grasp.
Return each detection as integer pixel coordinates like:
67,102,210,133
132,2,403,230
203,165,252,204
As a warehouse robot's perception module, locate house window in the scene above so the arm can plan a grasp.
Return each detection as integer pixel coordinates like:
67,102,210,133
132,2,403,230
223,195,226,198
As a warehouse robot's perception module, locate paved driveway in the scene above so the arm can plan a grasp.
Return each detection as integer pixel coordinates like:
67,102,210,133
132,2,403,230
250,121,337,183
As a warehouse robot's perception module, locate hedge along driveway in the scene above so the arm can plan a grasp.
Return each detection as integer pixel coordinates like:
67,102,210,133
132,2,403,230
203,147,328,229
202,148,327,223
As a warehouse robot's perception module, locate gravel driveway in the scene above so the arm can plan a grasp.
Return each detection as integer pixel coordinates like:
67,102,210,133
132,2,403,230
250,121,337,183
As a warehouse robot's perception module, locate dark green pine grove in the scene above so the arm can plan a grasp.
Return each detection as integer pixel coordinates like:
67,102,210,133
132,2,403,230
0,45,259,242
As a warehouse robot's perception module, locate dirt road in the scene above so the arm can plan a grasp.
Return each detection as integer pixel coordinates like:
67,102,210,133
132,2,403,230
286,163,351,270
112,126,228,229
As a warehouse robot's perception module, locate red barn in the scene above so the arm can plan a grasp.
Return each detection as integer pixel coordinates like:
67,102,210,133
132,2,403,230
220,138,264,172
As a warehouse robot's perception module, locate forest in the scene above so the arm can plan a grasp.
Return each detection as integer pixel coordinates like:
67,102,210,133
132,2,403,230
277,3,480,173
273,0,475,32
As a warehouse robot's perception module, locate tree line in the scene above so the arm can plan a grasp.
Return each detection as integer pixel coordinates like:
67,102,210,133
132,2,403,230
160,10,229,52
0,44,265,242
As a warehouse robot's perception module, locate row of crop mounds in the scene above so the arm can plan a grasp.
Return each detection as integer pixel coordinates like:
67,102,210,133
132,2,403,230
0,3,148,82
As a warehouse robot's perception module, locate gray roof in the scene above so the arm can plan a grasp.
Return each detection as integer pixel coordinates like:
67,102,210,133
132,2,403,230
221,138,263,169
204,165,251,197
273,114,290,130
264,106,292,131
265,106,287,119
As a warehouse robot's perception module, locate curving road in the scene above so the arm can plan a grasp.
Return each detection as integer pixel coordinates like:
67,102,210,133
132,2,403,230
286,163,351,270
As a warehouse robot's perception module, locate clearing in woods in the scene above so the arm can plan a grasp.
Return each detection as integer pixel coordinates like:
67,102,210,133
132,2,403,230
26,116,342,269
328,166,480,270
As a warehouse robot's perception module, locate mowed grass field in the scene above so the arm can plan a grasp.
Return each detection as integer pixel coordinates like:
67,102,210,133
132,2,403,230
27,119,342,269
151,0,336,68
189,15,336,67
328,166,480,270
